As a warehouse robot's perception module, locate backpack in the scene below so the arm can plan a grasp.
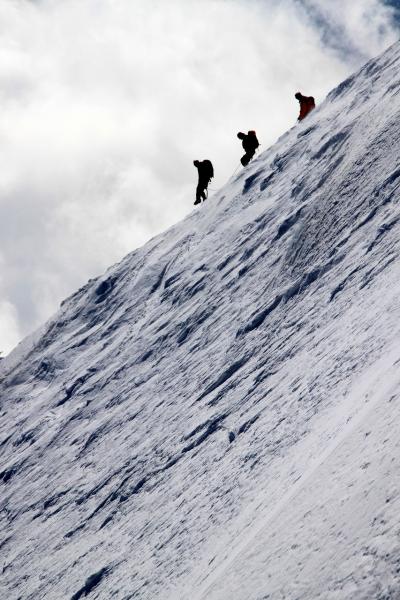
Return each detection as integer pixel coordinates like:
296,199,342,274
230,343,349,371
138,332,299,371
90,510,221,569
248,131,259,149
201,160,214,181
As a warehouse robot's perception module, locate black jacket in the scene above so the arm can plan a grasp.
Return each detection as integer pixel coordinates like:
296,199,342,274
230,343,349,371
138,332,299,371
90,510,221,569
194,159,214,183
238,131,259,154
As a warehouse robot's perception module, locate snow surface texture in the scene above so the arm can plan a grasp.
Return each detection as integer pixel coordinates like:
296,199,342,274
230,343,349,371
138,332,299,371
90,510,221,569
2,41,400,600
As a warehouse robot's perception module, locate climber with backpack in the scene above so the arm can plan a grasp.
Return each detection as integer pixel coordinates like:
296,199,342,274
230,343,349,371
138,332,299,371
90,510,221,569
237,130,259,166
193,159,214,205
295,92,315,121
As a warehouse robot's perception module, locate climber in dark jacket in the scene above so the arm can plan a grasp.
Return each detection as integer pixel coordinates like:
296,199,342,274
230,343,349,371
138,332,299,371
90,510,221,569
237,130,259,166
295,92,315,121
193,159,214,205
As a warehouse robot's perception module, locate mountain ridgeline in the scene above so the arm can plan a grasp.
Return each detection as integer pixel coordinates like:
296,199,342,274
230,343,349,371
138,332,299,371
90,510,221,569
2,42,400,600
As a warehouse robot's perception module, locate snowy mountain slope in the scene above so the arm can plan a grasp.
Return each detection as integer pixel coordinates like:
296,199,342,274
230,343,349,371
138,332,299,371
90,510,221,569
2,41,400,600
198,354,400,600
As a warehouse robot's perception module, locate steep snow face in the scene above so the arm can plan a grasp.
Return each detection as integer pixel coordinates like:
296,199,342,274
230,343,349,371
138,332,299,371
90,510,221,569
2,42,400,600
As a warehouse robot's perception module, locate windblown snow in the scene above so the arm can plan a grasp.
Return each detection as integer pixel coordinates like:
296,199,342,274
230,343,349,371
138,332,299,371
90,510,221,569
2,41,400,600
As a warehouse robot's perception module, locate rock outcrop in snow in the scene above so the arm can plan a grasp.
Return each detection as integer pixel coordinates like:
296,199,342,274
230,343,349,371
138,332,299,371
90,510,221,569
2,41,400,600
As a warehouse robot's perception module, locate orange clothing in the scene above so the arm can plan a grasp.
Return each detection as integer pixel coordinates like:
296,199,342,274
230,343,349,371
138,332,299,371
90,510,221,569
298,95,315,121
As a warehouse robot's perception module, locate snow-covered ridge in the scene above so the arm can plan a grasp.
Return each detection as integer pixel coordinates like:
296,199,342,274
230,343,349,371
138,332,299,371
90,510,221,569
2,41,400,600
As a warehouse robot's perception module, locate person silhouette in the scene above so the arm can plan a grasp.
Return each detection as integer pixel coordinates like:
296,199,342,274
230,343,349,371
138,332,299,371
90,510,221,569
237,131,259,166
193,159,214,205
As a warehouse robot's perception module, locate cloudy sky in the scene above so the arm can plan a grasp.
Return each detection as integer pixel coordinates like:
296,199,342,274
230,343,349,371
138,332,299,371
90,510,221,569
0,0,399,355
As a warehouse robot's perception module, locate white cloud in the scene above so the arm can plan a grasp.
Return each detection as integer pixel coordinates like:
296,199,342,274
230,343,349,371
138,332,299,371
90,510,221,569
0,0,397,354
297,0,397,64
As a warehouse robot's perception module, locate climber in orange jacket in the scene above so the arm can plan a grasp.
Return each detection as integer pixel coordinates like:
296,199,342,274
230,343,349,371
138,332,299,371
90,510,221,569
295,92,315,121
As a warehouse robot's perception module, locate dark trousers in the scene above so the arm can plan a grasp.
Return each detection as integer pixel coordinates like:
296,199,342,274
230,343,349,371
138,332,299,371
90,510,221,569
195,180,208,204
241,150,255,166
